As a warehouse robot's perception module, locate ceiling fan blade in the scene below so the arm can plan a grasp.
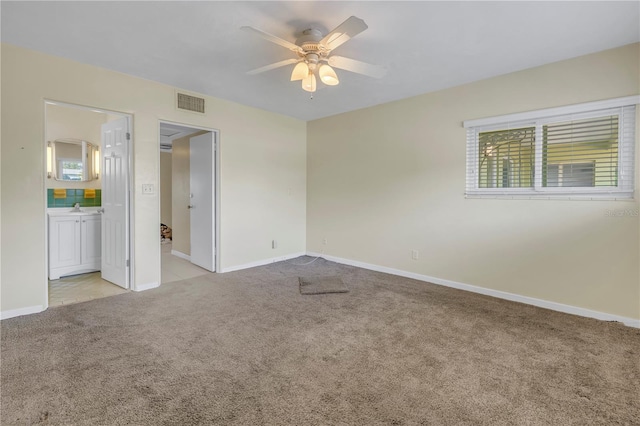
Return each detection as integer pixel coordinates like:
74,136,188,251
241,26,303,54
328,56,386,79
247,58,299,75
320,16,368,51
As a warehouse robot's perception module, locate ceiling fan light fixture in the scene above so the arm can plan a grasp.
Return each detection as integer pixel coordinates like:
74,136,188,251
290,62,309,81
302,72,316,92
243,16,383,95
319,64,339,86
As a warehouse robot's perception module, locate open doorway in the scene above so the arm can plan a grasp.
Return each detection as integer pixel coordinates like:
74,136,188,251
159,121,219,284
44,101,132,307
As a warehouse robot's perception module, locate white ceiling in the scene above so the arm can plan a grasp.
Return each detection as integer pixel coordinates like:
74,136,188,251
2,1,639,121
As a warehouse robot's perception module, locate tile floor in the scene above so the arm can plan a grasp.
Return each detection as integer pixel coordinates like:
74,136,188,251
48,272,127,307
48,242,209,306
161,241,210,284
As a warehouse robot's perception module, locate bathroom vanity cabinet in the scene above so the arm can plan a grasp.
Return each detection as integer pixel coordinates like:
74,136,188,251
48,212,101,279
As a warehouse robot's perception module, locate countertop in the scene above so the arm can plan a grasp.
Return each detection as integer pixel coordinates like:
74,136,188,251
47,207,101,216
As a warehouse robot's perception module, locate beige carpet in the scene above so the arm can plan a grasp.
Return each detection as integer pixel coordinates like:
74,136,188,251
2,257,639,425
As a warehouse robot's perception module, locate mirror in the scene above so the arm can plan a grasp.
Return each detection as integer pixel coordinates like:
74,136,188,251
50,138,99,181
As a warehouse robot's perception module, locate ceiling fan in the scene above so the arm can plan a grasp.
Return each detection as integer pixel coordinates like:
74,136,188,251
241,16,385,93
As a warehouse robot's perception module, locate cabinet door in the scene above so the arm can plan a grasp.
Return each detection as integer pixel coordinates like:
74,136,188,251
49,216,81,269
81,215,102,266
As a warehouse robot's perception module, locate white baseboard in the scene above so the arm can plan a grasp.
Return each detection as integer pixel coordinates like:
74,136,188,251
134,281,160,292
1,305,46,320
221,252,307,273
307,252,640,329
171,250,191,261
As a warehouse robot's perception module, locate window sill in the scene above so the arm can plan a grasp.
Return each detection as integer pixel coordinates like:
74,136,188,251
465,191,635,201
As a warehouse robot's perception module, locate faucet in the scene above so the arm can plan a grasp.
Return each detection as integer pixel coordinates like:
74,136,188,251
72,203,81,212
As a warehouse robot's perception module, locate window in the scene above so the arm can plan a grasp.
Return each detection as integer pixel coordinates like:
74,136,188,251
465,96,638,199
478,127,534,189
546,163,595,188
58,158,84,181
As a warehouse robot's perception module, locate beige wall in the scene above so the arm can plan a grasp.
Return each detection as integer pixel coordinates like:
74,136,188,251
307,43,640,320
46,104,105,189
1,43,307,313
160,152,172,227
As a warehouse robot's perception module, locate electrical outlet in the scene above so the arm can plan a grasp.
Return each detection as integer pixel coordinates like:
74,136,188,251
272,240,277,249
322,238,327,245
142,184,154,194
411,250,419,260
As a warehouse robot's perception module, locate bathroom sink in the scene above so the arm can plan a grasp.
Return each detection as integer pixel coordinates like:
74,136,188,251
69,203,83,213
47,208,101,216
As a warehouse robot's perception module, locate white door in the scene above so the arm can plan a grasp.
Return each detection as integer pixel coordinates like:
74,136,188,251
189,132,215,271
101,117,129,288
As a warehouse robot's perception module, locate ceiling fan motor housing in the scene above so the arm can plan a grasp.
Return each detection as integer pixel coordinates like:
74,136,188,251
297,28,328,69
297,29,323,49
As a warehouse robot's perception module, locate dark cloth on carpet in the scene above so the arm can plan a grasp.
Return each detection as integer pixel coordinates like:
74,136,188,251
299,275,349,294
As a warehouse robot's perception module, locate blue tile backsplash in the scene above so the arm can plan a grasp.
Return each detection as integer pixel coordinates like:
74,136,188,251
47,189,101,208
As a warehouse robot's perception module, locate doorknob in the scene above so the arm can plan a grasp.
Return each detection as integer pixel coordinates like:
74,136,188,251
187,205,194,209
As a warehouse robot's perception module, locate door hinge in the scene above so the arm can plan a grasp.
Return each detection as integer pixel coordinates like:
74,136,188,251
126,259,130,267
126,132,131,140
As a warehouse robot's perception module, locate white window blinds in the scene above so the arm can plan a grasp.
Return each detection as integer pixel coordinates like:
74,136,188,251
543,113,619,188
464,97,637,199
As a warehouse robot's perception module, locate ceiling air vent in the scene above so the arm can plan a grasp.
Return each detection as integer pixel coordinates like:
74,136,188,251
176,92,205,114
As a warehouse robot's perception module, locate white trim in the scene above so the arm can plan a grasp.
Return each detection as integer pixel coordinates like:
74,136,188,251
214,132,221,273
1,305,46,320
134,281,160,292
43,102,50,312
465,191,634,201
171,250,191,261
220,252,307,273
463,95,640,128
125,115,134,290
306,252,640,329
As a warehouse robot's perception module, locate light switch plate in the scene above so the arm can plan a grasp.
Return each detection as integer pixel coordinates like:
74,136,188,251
142,184,154,194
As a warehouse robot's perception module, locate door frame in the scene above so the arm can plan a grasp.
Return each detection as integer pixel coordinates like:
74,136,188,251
43,99,134,307
157,120,221,278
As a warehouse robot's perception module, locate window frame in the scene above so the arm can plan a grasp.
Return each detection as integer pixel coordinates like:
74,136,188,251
464,96,639,200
